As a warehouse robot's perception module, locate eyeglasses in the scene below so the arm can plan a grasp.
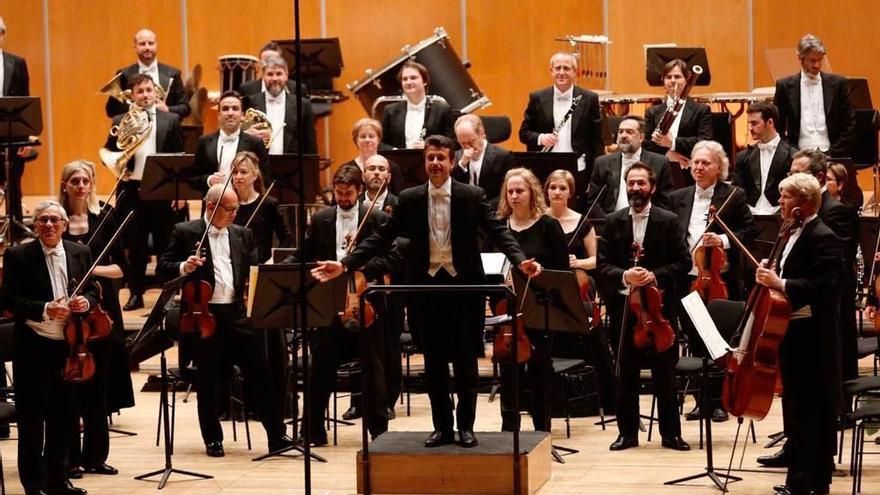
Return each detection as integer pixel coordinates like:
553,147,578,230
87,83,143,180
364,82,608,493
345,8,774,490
36,216,66,225
218,204,239,213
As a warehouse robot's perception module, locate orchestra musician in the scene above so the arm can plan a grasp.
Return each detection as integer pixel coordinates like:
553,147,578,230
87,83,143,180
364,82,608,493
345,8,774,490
753,173,843,495
340,118,405,194
3,200,98,495
587,115,673,216
310,135,541,448
283,164,398,444
824,161,848,202
496,168,569,432
360,154,398,214
452,114,513,207
193,90,268,192
230,151,291,263
380,61,455,150
644,59,713,177
104,73,183,311
519,51,604,188
733,101,796,215
237,41,301,98
596,163,691,452
243,55,318,156
774,34,855,160
157,184,292,458
104,28,189,119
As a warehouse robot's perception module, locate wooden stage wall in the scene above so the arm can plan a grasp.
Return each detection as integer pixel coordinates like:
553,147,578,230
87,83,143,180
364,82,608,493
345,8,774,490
4,0,880,196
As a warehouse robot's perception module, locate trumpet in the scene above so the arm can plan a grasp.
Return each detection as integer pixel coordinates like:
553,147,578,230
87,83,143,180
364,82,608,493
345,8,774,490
98,104,153,180
241,108,274,149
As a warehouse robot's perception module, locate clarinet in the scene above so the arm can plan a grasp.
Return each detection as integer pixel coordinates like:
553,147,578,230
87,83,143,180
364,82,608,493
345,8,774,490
419,96,432,142
541,94,583,152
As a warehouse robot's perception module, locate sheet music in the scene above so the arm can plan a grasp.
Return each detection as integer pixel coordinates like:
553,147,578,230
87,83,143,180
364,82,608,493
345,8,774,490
680,291,732,361
481,252,510,280
246,265,259,317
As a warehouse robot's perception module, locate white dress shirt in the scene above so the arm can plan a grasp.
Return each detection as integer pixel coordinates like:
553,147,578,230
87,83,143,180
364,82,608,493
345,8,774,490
665,97,686,151
206,224,235,304
362,190,389,211
752,134,782,215
687,184,730,275
457,139,488,186
428,178,456,276
615,148,642,211
27,242,70,340
266,91,286,155
131,106,158,180
138,60,160,86
216,128,240,180
620,202,652,292
404,98,427,149
550,87,575,154
335,206,360,262
798,71,831,152
0,51,5,97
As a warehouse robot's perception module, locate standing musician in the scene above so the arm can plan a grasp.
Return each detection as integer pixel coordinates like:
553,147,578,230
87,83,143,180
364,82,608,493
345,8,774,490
753,173,843,495
733,102,796,215
230,151,291,263
104,28,189,119
243,55,317,156
588,115,674,216
668,141,756,423
519,51,605,186
340,118,405,194
644,59,713,177
596,163,691,452
496,168,569,432
3,200,98,495
310,135,542,448
452,113,513,206
238,41,302,98
104,73,184,311
193,91,268,192
774,34,855,160
380,61,456,150
284,164,399,444
58,161,132,480
157,184,292,458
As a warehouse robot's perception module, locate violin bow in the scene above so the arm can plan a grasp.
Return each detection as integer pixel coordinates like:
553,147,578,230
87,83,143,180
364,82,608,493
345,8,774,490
690,186,740,255
244,181,277,229
568,183,606,248
69,211,134,298
194,170,235,254
344,177,388,254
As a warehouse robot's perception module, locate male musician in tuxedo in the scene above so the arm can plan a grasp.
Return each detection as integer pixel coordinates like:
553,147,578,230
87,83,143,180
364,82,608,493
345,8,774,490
238,41,300,98
310,135,542,448
774,34,855,160
360,154,398,213
451,114,512,206
644,59,713,178
104,73,184,311
157,184,291,457
3,200,98,495
104,28,189,119
733,101,796,215
596,163,691,452
754,173,843,495
588,115,674,216
669,140,756,422
192,90,268,192
519,51,604,187
285,164,398,443
380,61,456,150
243,55,317,156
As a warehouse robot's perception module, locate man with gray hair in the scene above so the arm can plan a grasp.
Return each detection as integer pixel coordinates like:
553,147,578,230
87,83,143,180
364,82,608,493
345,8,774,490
243,55,317,156
774,34,855,159
452,113,513,205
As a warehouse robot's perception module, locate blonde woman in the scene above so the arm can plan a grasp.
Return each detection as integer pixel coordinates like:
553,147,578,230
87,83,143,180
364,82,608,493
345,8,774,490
230,151,292,263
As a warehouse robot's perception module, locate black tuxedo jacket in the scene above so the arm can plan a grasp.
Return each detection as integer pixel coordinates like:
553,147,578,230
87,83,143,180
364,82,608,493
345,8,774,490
103,110,184,176
733,138,796,206
451,143,513,204
643,99,713,158
104,62,190,119
192,131,269,192
587,149,674,215
818,189,859,269
380,99,456,149
774,72,855,159
2,240,99,327
518,85,604,172
2,51,29,96
245,92,317,155
157,219,257,301
342,181,527,284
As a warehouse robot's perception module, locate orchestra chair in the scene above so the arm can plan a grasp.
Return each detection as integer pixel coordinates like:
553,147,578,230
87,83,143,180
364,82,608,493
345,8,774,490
479,115,511,144
551,358,604,437
399,330,418,417
839,374,880,464
0,401,12,495
331,361,360,446
855,335,879,376
849,401,880,494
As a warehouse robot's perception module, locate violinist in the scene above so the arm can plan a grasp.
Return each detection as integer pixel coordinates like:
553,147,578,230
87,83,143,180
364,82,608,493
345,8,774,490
283,164,400,445
231,151,292,263
596,163,691,452
157,184,292,458
752,173,843,495
59,160,133,479
360,154,398,214
2,200,97,495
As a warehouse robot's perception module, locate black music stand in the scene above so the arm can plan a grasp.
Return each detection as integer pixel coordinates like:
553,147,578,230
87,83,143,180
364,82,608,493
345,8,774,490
140,153,203,209
133,275,213,489
0,97,42,241
512,269,590,464
275,38,344,78
380,149,425,189
268,153,320,205
249,263,345,464
646,48,712,87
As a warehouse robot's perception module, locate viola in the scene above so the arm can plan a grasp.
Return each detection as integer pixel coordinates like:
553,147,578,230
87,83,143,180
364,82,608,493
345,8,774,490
574,269,602,329
491,299,531,364
628,243,676,354
85,284,113,340
64,312,97,382
691,245,728,302
180,273,217,339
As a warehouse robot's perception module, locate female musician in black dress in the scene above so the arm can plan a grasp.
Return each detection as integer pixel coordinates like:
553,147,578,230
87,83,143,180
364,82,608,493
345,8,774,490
59,159,132,477
340,118,405,194
496,167,569,432
230,151,292,263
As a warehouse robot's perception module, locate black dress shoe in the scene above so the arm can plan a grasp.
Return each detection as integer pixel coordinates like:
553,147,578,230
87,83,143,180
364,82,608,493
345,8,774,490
424,430,454,447
685,405,702,421
757,448,790,467
66,467,83,479
269,435,296,452
458,430,478,448
711,408,729,423
661,436,691,451
609,435,639,451
123,294,144,311
386,407,396,420
295,432,328,447
82,463,118,475
205,441,225,457
342,406,361,420
25,490,49,495
47,480,87,495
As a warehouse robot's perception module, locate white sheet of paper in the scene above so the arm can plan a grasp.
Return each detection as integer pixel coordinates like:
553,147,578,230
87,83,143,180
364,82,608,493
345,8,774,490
681,291,732,361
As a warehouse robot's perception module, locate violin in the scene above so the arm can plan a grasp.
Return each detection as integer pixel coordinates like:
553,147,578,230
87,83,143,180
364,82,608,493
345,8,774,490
81,199,128,341
570,184,606,329
627,243,676,354
491,298,531,364
691,245,728,302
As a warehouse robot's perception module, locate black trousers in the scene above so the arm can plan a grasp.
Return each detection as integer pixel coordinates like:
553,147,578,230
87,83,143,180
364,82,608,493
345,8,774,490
194,303,285,448
13,326,76,493
382,293,405,409
68,338,111,468
117,181,177,295
499,329,552,432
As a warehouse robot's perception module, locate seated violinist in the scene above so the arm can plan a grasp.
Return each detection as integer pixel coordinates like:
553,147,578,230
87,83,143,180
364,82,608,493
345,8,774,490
596,163,691,452
157,184,292,458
